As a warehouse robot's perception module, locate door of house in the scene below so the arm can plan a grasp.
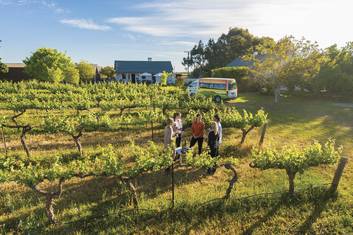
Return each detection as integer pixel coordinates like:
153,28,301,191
132,74,136,83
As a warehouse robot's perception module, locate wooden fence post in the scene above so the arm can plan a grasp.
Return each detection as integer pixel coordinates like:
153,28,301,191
259,123,268,147
330,157,348,193
1,126,7,156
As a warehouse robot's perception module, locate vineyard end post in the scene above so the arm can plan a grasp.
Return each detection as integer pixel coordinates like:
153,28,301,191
330,156,348,194
259,123,268,147
171,150,176,209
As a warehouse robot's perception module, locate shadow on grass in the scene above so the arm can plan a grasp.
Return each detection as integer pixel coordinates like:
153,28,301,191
43,186,330,235
297,190,337,234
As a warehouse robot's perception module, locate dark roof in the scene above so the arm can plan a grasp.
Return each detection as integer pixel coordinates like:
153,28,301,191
227,55,266,68
226,58,253,67
114,60,173,74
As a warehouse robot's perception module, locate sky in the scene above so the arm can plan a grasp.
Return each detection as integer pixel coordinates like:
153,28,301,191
1,0,353,71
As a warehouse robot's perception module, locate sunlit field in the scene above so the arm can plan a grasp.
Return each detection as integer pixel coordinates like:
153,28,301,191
0,91,352,234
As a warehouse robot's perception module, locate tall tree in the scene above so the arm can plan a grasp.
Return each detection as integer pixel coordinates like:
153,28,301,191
76,61,95,83
23,48,78,84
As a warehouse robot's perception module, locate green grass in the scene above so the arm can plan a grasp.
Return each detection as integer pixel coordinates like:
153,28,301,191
1,92,352,234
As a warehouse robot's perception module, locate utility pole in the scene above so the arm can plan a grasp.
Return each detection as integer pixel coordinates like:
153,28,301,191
184,51,190,77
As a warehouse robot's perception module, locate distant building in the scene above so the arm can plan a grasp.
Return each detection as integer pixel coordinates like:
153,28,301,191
114,58,173,83
0,63,31,82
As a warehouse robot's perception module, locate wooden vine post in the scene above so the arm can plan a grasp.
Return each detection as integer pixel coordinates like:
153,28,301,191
329,156,348,193
259,123,268,147
171,150,176,209
1,125,7,155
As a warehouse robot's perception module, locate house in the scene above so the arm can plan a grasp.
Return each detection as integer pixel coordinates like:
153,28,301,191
114,58,173,84
0,63,32,82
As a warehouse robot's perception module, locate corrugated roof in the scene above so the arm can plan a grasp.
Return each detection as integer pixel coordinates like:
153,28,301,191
5,63,26,68
115,60,173,74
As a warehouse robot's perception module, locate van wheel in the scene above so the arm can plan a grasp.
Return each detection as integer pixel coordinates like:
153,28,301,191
214,96,222,103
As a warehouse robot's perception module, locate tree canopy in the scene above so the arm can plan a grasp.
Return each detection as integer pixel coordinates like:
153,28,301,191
249,36,324,102
0,58,8,75
314,42,353,96
182,28,275,77
77,61,95,83
23,48,79,84
100,66,116,79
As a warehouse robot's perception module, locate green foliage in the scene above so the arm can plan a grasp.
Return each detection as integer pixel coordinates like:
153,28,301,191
249,37,324,101
251,139,342,194
0,58,8,74
64,64,80,85
160,71,170,86
77,61,95,83
211,66,249,78
23,48,77,83
185,151,217,168
314,43,353,96
185,107,268,144
129,141,174,176
100,66,115,79
251,139,341,173
182,28,274,77
211,66,258,91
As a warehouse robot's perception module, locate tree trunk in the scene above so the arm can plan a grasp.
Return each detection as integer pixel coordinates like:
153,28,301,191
259,123,268,147
240,130,247,145
73,136,83,156
223,164,238,199
151,121,154,141
274,87,281,104
286,169,296,195
119,108,125,116
32,179,64,224
123,178,139,210
240,126,255,145
46,195,56,224
1,126,7,156
11,110,26,127
20,125,31,158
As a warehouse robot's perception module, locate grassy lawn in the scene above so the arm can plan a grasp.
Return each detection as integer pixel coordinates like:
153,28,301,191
0,93,352,234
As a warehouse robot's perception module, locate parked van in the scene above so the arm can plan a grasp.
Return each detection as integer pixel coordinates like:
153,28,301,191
187,78,238,102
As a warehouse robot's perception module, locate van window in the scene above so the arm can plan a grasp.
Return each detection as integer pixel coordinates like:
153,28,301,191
200,82,226,90
228,81,236,90
200,82,211,88
213,83,226,90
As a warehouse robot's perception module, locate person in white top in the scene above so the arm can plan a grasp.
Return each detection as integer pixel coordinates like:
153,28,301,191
173,112,183,148
214,114,222,146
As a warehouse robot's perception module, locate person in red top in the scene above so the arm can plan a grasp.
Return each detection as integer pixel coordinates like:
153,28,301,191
190,113,205,154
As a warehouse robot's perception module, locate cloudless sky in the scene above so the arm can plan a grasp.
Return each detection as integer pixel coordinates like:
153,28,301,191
1,0,353,71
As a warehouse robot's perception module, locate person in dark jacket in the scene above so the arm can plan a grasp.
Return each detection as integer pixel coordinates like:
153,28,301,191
207,121,219,174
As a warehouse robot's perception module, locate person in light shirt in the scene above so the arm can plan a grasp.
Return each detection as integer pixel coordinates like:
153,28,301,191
173,112,183,149
214,114,222,147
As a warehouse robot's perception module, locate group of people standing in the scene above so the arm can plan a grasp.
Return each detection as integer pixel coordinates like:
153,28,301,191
164,112,223,174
